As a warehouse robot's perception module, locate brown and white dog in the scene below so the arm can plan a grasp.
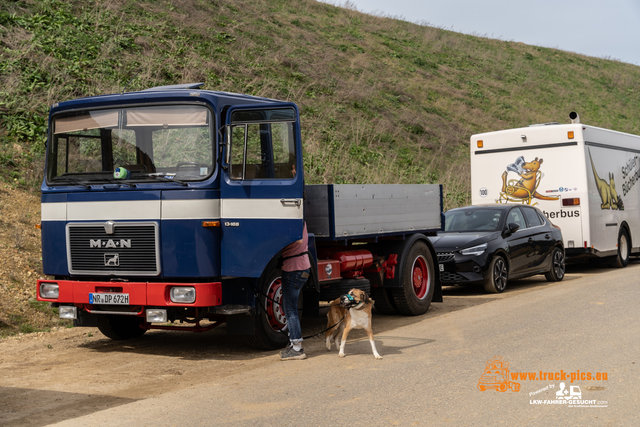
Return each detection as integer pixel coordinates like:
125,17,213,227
325,288,382,359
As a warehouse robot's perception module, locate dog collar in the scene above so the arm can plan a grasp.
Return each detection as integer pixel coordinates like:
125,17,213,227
352,301,366,310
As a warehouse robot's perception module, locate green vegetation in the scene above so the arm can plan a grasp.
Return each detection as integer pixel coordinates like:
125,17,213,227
1,0,640,209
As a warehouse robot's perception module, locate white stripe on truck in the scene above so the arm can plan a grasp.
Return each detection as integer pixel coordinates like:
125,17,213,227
41,199,301,221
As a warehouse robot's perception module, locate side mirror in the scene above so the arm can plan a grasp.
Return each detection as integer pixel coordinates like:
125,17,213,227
506,222,520,234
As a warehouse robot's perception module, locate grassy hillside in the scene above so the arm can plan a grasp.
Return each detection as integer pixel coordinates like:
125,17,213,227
2,0,640,206
1,0,640,334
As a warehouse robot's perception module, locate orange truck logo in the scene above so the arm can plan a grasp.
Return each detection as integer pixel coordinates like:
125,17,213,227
498,156,559,205
478,356,521,392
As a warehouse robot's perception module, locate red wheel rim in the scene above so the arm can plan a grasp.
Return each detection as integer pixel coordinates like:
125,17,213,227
412,255,430,300
265,277,287,331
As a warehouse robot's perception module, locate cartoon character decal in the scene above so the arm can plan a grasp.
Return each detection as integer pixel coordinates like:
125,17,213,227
497,156,559,205
588,148,624,210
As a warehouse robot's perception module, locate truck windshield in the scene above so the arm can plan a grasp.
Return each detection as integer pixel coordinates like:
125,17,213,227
444,209,503,232
47,105,214,184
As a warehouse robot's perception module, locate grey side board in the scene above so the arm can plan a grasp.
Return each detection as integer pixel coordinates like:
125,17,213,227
304,184,442,239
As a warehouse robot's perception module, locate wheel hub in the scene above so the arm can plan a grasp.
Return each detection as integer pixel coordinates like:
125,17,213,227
412,256,430,300
265,278,287,331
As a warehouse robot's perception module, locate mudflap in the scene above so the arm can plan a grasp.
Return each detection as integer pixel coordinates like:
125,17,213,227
433,278,443,303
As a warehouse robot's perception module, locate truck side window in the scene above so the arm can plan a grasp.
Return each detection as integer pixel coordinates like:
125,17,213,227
229,108,297,181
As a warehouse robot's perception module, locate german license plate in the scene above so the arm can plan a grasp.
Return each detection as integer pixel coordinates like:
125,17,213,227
89,293,129,305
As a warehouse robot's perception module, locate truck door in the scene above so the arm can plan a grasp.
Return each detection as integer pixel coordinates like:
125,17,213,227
219,105,304,277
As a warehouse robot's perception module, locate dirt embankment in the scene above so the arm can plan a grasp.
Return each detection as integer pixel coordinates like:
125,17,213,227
0,185,68,336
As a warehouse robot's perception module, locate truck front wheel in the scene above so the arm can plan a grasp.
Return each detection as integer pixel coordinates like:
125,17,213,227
391,241,435,316
247,267,291,350
96,315,147,340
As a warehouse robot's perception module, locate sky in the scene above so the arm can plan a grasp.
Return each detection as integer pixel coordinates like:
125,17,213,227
335,0,640,66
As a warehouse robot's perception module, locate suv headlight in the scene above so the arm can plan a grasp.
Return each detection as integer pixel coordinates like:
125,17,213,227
460,243,487,256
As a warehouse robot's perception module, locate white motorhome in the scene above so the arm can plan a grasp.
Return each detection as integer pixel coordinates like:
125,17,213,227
470,112,639,267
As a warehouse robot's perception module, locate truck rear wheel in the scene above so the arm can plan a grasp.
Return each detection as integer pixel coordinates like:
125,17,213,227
391,241,435,316
96,315,146,340
247,266,291,350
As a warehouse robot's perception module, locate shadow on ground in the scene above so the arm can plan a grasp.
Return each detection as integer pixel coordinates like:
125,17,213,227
0,387,136,427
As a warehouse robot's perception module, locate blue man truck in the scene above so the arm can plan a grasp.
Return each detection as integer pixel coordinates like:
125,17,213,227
36,83,443,349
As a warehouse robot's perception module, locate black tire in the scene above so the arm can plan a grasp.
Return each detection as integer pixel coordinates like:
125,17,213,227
247,266,291,350
544,247,565,282
483,256,508,293
370,286,398,315
612,228,630,268
390,241,436,316
96,315,146,340
317,278,371,301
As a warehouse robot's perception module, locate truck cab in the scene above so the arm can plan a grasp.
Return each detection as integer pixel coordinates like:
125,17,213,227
37,84,443,349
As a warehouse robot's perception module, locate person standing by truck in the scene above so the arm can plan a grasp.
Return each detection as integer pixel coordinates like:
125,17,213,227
279,222,311,360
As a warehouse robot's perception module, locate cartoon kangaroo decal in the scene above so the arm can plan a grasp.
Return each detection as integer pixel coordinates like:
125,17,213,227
588,148,623,210
498,156,559,205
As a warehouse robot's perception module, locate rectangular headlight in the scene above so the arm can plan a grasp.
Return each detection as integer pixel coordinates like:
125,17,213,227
170,286,196,303
40,282,59,299
460,243,488,256
146,309,167,323
59,306,77,319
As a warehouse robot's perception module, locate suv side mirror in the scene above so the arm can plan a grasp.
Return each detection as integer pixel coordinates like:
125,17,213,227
506,222,520,234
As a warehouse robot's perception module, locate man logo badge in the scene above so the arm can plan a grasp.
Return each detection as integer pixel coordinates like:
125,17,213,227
104,253,120,267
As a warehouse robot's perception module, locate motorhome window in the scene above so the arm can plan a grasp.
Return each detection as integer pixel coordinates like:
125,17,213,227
47,105,213,184
229,109,296,180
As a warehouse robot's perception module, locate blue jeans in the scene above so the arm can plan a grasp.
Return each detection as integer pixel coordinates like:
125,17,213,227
281,269,310,344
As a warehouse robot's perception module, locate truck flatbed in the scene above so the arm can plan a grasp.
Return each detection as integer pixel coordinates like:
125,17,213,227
305,184,442,240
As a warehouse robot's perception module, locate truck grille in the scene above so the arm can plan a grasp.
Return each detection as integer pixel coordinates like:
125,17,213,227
67,222,160,276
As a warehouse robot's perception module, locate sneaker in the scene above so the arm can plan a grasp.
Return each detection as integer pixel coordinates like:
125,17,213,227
280,346,307,360
280,343,293,356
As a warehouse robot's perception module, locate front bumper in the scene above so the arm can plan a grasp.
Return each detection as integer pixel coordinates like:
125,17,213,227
36,279,222,308
437,252,489,285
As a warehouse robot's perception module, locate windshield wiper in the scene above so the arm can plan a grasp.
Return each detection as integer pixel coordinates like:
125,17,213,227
143,173,188,186
88,178,137,188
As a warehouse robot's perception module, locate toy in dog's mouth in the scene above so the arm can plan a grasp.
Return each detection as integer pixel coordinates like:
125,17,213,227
340,293,355,308
340,292,366,309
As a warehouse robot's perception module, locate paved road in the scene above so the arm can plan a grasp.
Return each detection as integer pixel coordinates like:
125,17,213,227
46,262,638,427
